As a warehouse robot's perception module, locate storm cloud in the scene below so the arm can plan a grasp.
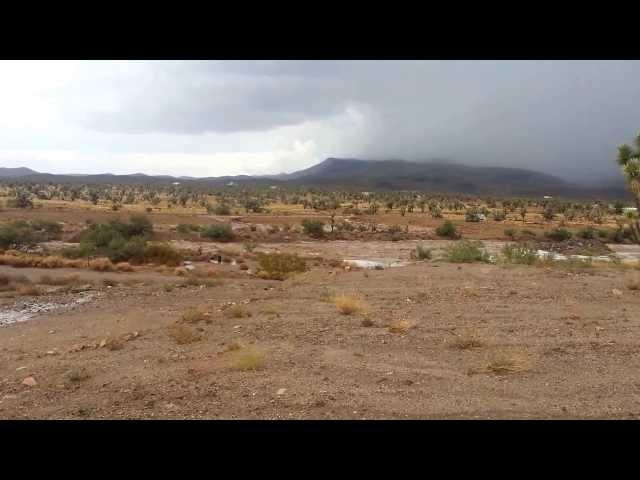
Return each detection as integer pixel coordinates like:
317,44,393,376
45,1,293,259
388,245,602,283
1,60,639,181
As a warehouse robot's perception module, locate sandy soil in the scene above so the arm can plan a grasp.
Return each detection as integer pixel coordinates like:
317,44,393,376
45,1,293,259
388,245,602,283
1,239,640,419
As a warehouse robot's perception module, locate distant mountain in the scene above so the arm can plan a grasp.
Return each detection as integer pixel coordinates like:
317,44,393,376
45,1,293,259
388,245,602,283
0,167,39,177
0,159,629,200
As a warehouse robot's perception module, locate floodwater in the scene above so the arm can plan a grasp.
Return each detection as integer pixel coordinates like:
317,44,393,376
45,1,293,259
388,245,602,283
0,293,96,327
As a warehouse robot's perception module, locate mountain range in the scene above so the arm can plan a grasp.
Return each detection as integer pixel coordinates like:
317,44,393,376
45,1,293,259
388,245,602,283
0,159,628,200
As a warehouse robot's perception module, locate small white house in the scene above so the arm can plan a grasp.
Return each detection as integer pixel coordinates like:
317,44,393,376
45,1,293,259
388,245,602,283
543,195,553,200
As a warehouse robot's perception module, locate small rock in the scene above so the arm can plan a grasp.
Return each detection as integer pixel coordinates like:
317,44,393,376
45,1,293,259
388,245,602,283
21,376,37,387
612,289,623,297
276,388,287,396
48,330,56,334
185,265,196,271
16,366,27,371
46,350,57,356
99,339,107,348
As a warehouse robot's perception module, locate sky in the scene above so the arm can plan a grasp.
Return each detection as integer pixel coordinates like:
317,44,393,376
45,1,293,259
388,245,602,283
0,60,639,183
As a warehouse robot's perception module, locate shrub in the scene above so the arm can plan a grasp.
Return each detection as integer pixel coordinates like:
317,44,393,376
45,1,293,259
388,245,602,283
227,304,251,319
142,243,182,266
89,258,114,272
388,319,412,334
211,204,231,215
504,228,517,239
16,283,41,296
181,308,208,323
301,219,325,237
332,294,365,315
435,221,460,239
447,240,491,263
115,262,134,272
177,223,199,234
492,210,507,221
231,348,265,371
501,243,538,265
411,245,432,260
256,252,306,280
167,323,201,345
200,224,235,241
545,227,572,242
577,227,596,239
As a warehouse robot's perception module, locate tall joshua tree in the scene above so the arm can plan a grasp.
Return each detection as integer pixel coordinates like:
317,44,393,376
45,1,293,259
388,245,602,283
616,131,640,242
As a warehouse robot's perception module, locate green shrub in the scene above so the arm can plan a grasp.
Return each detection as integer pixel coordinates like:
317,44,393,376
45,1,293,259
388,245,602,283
177,223,200,234
435,221,460,239
504,228,517,239
256,253,306,280
577,227,596,239
493,210,507,221
209,204,231,215
545,227,572,242
0,220,62,248
447,240,491,263
301,219,325,237
200,224,235,241
501,243,538,265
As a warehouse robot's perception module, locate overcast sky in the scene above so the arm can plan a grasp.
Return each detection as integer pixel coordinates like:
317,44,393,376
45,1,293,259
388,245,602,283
0,60,639,182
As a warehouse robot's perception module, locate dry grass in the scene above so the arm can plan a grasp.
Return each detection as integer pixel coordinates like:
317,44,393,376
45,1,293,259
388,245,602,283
261,304,281,316
181,307,209,324
115,262,134,272
89,258,114,272
0,253,83,269
231,348,265,371
450,335,485,350
332,294,366,315
481,350,533,375
388,319,412,334
167,323,201,345
226,340,242,351
174,266,189,276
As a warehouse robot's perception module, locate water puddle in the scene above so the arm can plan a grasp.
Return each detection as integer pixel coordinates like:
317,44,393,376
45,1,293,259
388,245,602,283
343,259,409,269
0,293,96,327
536,250,612,262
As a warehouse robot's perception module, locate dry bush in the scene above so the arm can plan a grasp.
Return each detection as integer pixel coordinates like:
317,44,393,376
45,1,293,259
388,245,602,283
332,294,366,315
63,259,85,268
115,262,134,272
227,340,242,351
361,317,375,327
239,264,249,271
102,278,118,287
227,304,251,319
192,267,222,278
388,319,412,334
625,275,640,291
482,350,533,375
16,283,42,296
89,258,114,272
38,256,66,268
181,307,209,324
231,348,265,371
167,323,201,345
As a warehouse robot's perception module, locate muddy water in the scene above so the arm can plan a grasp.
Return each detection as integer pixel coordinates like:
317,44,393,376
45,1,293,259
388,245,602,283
0,293,96,327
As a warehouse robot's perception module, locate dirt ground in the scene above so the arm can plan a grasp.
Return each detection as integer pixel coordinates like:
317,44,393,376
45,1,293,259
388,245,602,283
1,238,640,419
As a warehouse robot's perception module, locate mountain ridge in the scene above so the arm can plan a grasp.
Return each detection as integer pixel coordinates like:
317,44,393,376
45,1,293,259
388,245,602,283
0,158,628,199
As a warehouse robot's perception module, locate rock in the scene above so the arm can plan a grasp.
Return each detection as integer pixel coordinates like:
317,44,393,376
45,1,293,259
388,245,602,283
612,289,623,297
276,388,287,396
185,265,196,271
21,376,37,387
16,366,27,371
183,261,193,265
99,339,107,348
48,330,56,334
46,350,58,356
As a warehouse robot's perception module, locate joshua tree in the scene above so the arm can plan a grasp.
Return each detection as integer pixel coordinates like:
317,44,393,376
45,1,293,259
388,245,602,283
616,131,640,242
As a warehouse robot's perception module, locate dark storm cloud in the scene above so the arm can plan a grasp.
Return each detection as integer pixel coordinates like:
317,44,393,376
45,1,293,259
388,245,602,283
81,60,640,180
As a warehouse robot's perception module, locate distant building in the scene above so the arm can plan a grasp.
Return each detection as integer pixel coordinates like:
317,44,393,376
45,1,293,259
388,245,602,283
543,195,553,200
172,182,180,185
226,181,236,186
